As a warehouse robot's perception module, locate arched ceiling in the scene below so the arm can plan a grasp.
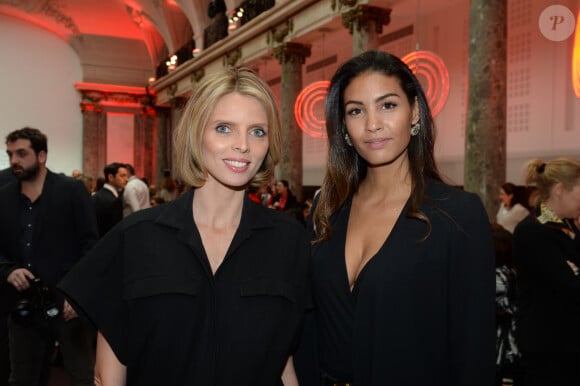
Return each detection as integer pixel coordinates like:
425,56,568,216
0,0,209,86
0,0,467,87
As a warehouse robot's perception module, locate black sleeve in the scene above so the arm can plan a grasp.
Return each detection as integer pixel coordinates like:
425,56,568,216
447,192,496,386
57,226,129,364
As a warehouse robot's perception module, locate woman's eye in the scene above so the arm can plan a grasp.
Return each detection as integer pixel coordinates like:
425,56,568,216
215,125,231,133
346,108,361,116
250,127,267,137
381,102,397,110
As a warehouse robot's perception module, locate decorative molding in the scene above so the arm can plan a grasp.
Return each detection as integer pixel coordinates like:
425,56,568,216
125,5,154,28
190,69,205,84
331,0,357,12
223,47,242,67
0,0,81,38
273,42,311,65
268,19,294,45
75,82,153,109
168,83,178,98
342,5,391,35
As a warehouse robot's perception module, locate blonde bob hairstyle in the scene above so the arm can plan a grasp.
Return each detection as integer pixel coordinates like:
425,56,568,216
173,67,282,188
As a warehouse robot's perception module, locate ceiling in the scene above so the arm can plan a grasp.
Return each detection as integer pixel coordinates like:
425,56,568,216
0,0,465,87
0,0,210,85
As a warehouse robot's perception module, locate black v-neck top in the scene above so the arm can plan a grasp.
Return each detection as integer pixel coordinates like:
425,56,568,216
305,179,496,386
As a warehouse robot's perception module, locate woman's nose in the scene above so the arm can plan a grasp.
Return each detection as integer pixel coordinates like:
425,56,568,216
233,132,249,152
366,111,382,132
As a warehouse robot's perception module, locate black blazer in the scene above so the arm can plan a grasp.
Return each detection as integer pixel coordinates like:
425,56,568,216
92,187,123,238
513,214,580,353
0,170,98,313
0,168,15,187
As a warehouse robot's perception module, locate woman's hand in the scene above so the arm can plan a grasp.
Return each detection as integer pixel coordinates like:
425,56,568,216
281,356,299,386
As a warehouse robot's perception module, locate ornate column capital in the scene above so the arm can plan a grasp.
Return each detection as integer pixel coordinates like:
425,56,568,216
80,100,102,112
223,47,242,67
268,20,294,45
342,5,391,35
190,69,205,84
79,90,103,112
273,42,311,65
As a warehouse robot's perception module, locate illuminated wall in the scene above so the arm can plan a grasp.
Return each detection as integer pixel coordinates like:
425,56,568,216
298,0,580,186
0,14,83,174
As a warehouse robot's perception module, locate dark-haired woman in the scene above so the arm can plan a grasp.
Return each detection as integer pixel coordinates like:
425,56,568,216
296,50,495,386
497,182,529,233
513,158,580,386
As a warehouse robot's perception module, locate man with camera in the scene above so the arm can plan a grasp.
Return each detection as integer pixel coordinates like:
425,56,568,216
0,128,99,386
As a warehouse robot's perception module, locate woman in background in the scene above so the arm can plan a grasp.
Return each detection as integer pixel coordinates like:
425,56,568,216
296,50,495,386
59,68,309,386
496,182,529,233
513,158,580,386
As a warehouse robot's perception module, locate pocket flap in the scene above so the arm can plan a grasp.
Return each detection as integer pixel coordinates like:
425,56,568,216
124,276,198,299
240,278,296,303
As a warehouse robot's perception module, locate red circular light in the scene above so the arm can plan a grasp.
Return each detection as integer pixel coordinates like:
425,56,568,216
294,81,330,138
401,51,450,116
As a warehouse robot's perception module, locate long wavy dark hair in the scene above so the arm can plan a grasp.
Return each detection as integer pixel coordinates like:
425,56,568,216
312,50,442,243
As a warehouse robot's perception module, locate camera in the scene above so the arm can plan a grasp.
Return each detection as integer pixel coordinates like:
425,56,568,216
12,277,60,327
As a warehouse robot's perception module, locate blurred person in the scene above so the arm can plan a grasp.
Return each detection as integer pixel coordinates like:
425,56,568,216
149,195,165,207
92,163,128,237
496,182,529,233
513,157,580,386
71,169,81,179
493,226,521,386
58,67,309,386
94,177,105,194
158,169,178,202
79,174,95,194
246,184,264,205
0,127,98,386
302,198,313,224
296,50,495,386
122,164,150,217
270,179,298,213
0,168,15,386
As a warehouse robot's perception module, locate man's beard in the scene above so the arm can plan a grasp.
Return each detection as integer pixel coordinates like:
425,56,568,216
11,162,40,181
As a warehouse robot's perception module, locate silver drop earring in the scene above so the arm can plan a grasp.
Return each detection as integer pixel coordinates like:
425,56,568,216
410,122,420,136
344,133,353,146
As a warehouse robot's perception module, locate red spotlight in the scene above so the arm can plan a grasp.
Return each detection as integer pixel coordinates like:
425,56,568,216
402,50,450,116
295,81,330,138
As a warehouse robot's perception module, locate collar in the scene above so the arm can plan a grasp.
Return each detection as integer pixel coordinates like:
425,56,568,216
154,188,276,233
104,183,119,198
535,203,576,239
153,189,277,276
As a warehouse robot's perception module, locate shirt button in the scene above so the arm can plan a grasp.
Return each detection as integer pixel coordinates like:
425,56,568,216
27,224,32,228
25,242,31,247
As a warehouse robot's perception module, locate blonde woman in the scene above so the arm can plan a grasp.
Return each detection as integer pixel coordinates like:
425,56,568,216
59,68,308,386
513,158,580,386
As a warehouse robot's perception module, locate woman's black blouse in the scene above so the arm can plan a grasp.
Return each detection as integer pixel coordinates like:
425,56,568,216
303,179,495,386
513,211,580,353
58,189,310,386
